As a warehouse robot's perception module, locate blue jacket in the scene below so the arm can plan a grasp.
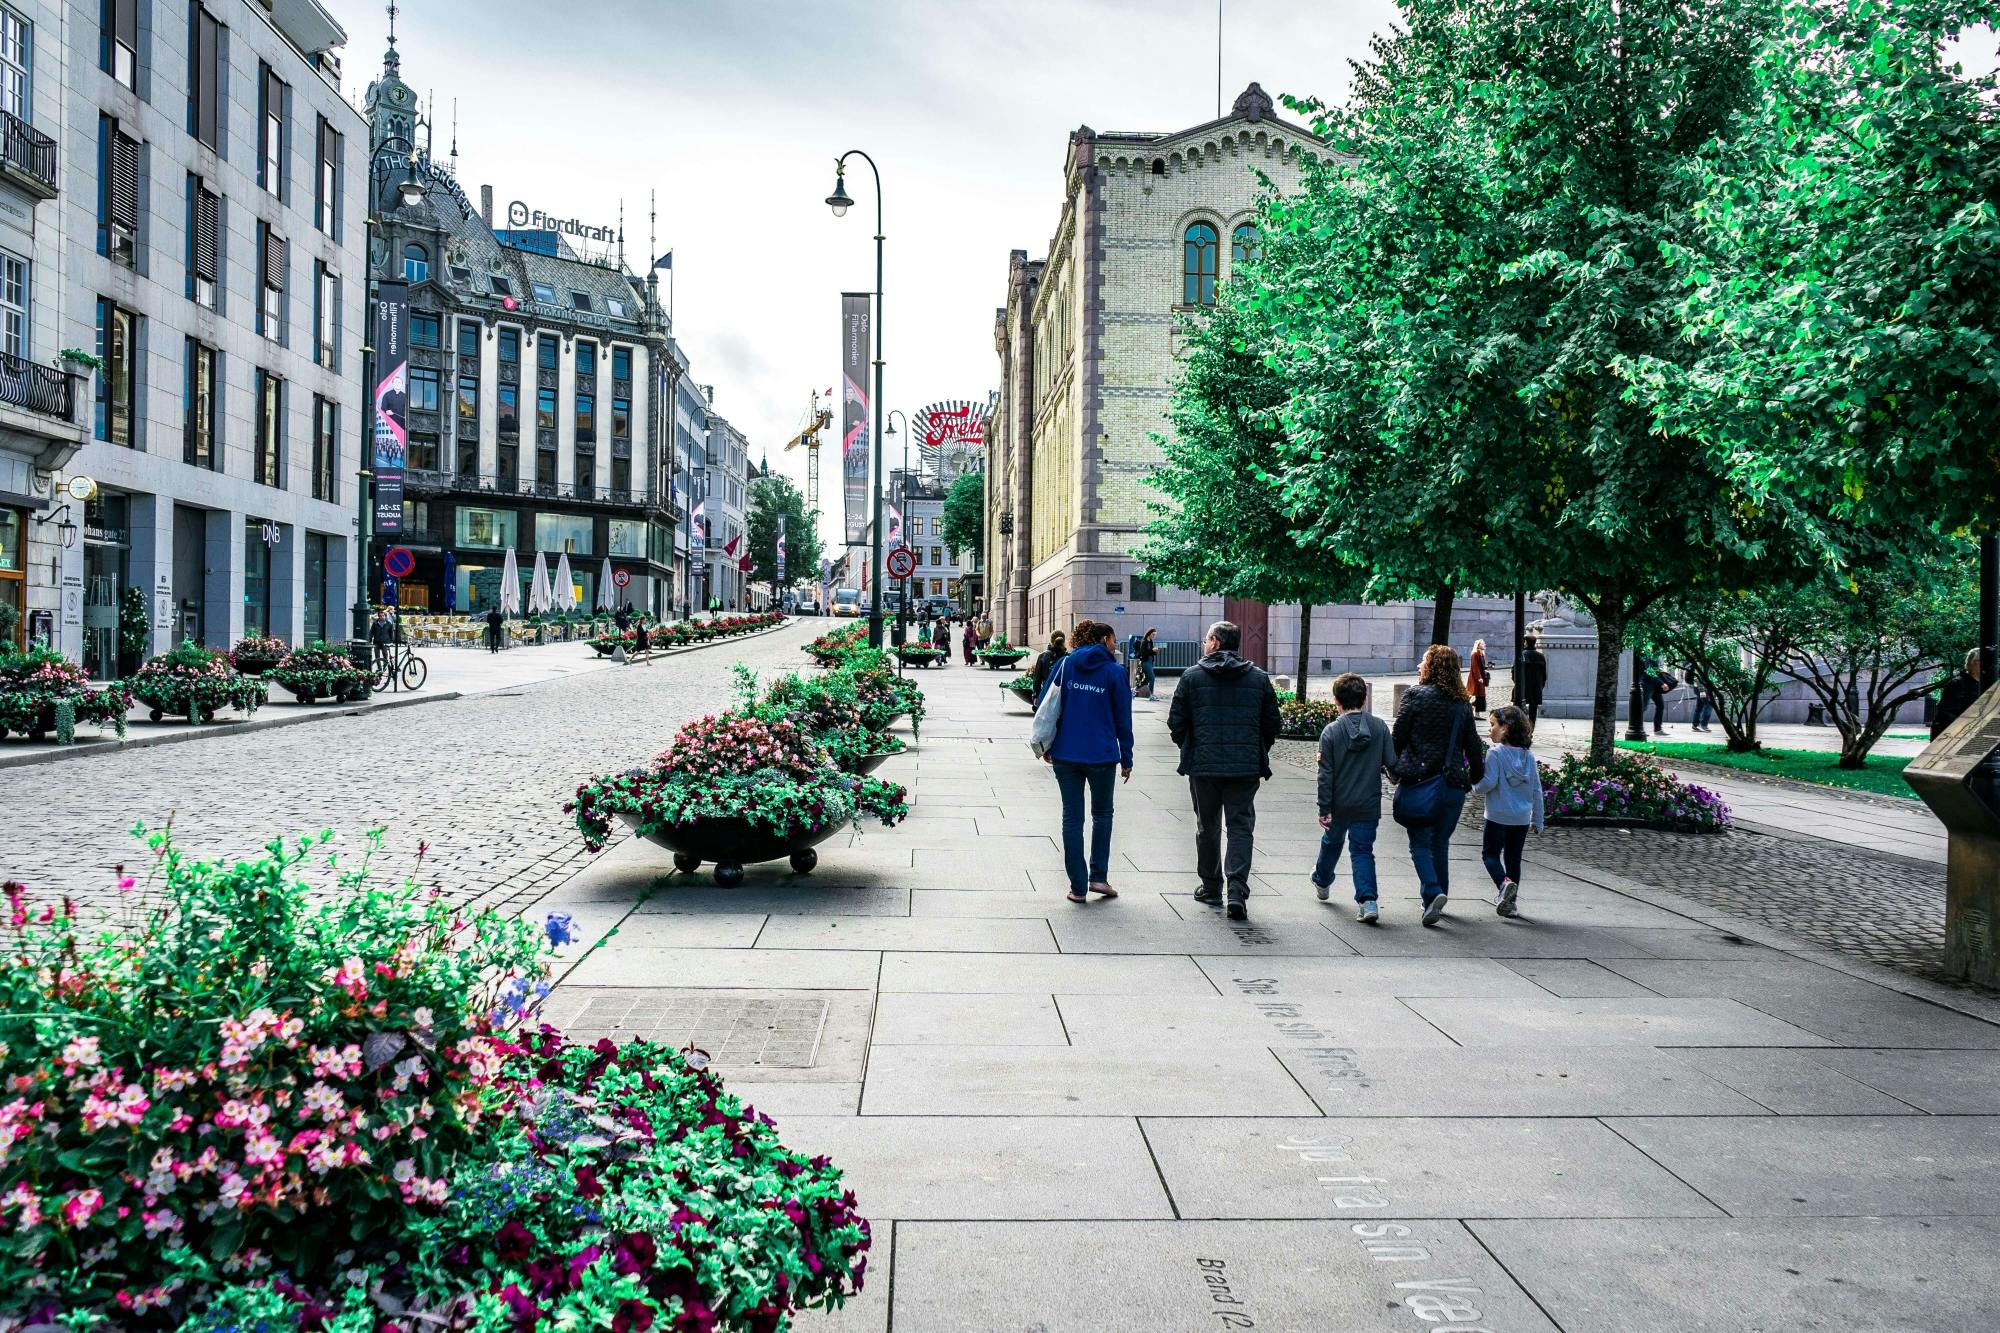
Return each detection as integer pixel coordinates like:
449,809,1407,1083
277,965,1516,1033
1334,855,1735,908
1048,643,1134,768
1471,745,1545,830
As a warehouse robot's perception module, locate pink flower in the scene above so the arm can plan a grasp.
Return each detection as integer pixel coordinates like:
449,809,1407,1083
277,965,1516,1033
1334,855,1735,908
59,1188,105,1229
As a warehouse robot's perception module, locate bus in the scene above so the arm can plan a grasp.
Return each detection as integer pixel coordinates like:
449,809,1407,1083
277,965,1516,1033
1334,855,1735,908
831,587,863,617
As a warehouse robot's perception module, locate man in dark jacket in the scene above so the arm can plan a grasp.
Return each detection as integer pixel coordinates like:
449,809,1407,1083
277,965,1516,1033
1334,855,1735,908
1168,620,1282,919
1517,635,1548,724
1934,649,1986,738
485,607,505,653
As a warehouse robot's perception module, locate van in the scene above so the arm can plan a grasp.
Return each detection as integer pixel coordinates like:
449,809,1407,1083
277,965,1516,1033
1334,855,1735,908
831,588,863,618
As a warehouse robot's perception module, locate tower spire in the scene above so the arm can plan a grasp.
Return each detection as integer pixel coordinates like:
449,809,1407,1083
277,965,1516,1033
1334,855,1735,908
384,0,399,75
617,198,626,269
646,189,660,326
449,97,458,165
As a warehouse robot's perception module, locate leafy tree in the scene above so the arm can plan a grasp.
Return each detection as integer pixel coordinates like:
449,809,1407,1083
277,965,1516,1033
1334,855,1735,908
1634,584,1814,754
940,473,985,570
746,474,823,595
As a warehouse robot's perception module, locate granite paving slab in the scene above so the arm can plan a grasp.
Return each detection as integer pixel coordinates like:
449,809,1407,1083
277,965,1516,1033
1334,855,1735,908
752,914,1059,953
581,912,769,950
629,884,913,917
1403,996,1832,1047
1804,1049,2000,1114
869,992,1070,1046
1598,958,2000,1047
1048,910,1360,957
1662,1048,1921,1116
880,951,1219,996
860,1043,1319,1116
1191,955,1548,1000
1322,914,1667,959
1500,958,1662,998
1055,994,1455,1050
1277,1045,1769,1117
562,946,880,990
536,986,873,1082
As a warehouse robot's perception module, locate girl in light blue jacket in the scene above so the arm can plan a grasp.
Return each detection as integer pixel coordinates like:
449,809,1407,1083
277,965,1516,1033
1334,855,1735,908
1470,705,1543,918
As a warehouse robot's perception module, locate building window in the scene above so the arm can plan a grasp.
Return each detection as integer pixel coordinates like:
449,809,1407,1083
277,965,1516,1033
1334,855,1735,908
535,387,555,430
497,445,517,490
536,335,556,371
101,0,136,89
408,430,438,471
408,366,438,412
255,370,284,487
257,64,288,198
455,506,516,549
497,327,519,364
0,9,30,121
498,384,518,437
313,262,338,369
575,393,595,443
183,338,217,469
189,8,222,151
95,298,136,446
1231,224,1260,269
570,292,592,313
535,513,592,555
455,438,475,477
411,310,440,347
243,519,271,637
930,546,943,567
311,395,336,500
611,455,631,498
490,276,512,297
608,518,644,557
574,339,595,377
1183,223,1218,306
606,297,627,320
457,375,478,422
1130,576,1157,602
611,345,631,381
315,117,342,238
256,222,287,340
186,177,219,308
98,117,140,268
0,251,24,357
456,319,480,358
611,397,630,440
403,243,428,284
534,449,555,488
530,281,556,304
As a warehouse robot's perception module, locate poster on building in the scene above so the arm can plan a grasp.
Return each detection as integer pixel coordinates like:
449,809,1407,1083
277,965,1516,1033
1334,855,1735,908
775,513,786,585
912,399,990,453
840,292,871,546
371,281,411,534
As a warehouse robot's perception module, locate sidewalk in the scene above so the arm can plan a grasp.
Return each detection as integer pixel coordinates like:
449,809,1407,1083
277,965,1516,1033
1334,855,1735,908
527,650,2000,1332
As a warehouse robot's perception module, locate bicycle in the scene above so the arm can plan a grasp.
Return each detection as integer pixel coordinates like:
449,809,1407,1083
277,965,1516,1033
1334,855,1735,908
371,641,428,693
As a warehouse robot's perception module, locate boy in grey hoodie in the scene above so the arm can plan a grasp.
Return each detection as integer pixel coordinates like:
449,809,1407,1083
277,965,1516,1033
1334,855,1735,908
1311,673,1397,922
1469,705,1545,917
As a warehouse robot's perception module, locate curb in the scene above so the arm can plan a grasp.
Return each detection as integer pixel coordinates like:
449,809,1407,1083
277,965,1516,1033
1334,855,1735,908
0,618,794,771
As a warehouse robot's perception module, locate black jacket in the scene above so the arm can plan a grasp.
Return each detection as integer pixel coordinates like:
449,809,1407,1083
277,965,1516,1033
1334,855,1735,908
1518,648,1548,705
1031,646,1067,703
1934,673,1985,739
1390,683,1486,791
369,619,395,649
1167,650,1281,778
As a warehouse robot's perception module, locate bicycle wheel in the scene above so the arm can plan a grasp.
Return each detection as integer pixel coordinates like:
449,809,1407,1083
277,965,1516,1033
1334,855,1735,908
372,655,395,693
400,655,428,690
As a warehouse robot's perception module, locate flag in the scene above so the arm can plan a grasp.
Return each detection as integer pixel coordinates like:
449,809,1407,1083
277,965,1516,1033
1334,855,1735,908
653,251,673,270
737,554,752,573
722,532,741,557
885,502,902,545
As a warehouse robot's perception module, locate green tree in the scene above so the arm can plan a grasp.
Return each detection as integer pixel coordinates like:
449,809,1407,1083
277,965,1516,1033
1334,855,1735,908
940,473,984,570
1634,584,1814,754
746,474,823,596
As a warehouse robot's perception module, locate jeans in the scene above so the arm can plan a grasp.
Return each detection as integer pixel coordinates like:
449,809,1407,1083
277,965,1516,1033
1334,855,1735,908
1190,775,1260,900
1312,818,1380,901
1481,820,1529,888
1692,695,1714,729
1404,787,1467,903
1651,695,1667,732
1053,760,1117,894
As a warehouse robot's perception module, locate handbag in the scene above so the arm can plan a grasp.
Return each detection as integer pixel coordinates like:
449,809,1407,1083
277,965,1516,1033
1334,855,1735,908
1392,702,1466,828
1029,658,1068,758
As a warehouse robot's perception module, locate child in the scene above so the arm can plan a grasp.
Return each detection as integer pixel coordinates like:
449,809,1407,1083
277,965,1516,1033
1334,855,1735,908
1469,705,1543,917
1312,673,1397,923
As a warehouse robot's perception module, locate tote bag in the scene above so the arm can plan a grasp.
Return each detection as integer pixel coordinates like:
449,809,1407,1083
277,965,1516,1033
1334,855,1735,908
1392,703,1466,828
1028,658,1069,758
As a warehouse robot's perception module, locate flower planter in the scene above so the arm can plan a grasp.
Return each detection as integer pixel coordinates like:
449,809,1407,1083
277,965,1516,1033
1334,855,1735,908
1004,681,1037,706
895,647,946,668
231,655,283,677
838,750,897,776
977,650,1028,670
616,809,846,885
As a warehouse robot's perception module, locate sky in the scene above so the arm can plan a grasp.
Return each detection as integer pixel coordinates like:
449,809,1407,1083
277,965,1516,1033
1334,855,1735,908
323,0,1397,550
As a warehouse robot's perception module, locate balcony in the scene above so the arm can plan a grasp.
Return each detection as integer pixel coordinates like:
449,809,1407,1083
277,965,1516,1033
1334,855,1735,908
0,111,57,200
409,467,669,514
0,353,81,423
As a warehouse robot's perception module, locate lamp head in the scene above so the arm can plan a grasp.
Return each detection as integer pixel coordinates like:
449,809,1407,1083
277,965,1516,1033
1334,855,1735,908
825,168,853,218
396,160,424,208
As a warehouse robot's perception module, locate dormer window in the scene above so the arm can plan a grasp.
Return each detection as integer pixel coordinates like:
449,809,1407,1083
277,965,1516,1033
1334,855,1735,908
571,291,593,313
531,281,556,304
491,276,513,296
606,297,628,319
403,243,429,284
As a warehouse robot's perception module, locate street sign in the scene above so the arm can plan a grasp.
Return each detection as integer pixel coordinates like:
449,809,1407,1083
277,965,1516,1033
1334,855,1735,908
886,546,918,581
383,546,416,578
612,567,632,589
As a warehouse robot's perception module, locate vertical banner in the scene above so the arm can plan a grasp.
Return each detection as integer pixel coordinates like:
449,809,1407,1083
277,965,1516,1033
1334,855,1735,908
371,281,411,534
840,292,870,546
775,513,787,586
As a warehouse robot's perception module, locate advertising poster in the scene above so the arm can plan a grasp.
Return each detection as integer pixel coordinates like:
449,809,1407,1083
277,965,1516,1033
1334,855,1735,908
371,281,411,534
840,293,870,545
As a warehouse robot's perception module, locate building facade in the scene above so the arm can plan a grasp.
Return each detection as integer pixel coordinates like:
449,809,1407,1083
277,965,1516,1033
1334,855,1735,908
886,467,965,608
699,408,749,609
49,0,367,675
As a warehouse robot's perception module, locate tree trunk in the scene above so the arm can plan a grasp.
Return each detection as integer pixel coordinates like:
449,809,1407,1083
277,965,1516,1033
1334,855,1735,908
1296,603,1313,699
1590,597,1626,765
1430,588,1455,647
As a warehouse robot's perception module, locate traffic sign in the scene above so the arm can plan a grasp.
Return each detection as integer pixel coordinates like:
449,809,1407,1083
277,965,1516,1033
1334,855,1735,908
886,546,918,581
612,567,632,589
383,546,416,578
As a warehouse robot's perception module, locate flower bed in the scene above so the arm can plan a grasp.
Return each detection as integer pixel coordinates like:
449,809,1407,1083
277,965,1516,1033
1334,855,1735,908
1278,696,1340,738
129,642,267,723
0,648,131,742
597,613,786,656
849,660,926,737
269,641,371,703
1541,751,1731,832
0,830,870,1328
806,623,868,667
974,637,1027,670
746,667,906,774
226,635,289,675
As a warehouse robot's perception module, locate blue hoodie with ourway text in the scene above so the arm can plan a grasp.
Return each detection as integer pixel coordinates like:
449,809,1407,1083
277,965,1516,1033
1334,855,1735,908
1048,642,1135,769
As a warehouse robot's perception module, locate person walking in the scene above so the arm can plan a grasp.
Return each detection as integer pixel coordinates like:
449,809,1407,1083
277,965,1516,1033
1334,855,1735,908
370,608,396,660
1688,670,1715,733
1168,620,1282,921
1649,663,1675,735
1042,620,1133,904
1134,628,1159,701
1391,644,1487,926
1517,634,1548,724
1469,705,1543,918
1468,639,1490,716
932,616,951,661
1934,648,1986,737
1311,673,1396,922
614,603,632,634
961,619,978,666
485,606,505,654
1031,630,1069,705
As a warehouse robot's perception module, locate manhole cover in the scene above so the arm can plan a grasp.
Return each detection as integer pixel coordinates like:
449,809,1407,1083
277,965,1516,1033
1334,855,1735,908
546,990,829,1068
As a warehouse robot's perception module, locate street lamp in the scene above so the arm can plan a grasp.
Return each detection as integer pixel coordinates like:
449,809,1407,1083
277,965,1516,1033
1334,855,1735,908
824,150,886,648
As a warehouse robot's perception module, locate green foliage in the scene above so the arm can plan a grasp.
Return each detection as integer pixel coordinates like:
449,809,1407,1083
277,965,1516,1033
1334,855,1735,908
1278,697,1341,738
1618,739,1918,800
0,648,130,740
0,601,18,644
269,642,370,701
940,472,985,568
116,585,150,666
1541,752,1732,831
129,641,266,720
748,473,824,591
1633,584,1812,753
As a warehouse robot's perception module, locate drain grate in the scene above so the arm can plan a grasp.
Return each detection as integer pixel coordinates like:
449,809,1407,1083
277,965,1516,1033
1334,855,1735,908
545,990,829,1068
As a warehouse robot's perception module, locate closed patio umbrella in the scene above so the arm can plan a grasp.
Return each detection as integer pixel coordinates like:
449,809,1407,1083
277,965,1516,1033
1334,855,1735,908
553,552,576,612
442,551,457,613
597,558,615,611
529,550,552,616
499,547,521,616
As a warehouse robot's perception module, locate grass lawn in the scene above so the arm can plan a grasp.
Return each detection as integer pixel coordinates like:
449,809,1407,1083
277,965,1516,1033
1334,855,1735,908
1614,739,1918,800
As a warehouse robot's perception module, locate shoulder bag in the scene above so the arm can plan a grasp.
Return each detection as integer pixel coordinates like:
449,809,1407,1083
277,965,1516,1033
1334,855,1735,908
1392,703,1466,829
1029,658,1069,758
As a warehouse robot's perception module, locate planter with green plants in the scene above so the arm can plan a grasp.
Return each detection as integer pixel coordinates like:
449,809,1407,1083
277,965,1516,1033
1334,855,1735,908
0,647,131,742
1001,673,1037,707
974,635,1028,670
130,640,267,722
227,633,290,675
269,641,372,703
894,643,947,668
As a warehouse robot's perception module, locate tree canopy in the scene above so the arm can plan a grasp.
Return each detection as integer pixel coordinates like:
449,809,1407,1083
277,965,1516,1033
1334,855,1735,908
940,473,985,570
746,474,823,593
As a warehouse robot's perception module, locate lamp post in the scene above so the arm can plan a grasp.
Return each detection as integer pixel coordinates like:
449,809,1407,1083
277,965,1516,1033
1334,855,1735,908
824,151,886,648
885,408,909,642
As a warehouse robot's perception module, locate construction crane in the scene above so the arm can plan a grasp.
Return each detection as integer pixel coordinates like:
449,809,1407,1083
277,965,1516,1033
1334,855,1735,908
783,388,834,511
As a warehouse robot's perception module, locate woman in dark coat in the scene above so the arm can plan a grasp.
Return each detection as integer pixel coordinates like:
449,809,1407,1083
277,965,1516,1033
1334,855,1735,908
1391,643,1487,926
961,620,978,666
1467,640,1489,716
1518,634,1548,723
1031,631,1069,705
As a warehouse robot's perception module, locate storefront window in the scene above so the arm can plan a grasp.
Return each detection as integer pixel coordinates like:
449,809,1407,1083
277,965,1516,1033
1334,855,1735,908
304,533,327,642
608,520,645,557
243,518,272,639
0,509,21,649
534,513,593,555
455,507,517,549
459,563,527,615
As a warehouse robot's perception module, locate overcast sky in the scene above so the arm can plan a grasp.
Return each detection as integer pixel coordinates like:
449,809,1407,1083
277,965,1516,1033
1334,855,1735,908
325,0,1395,549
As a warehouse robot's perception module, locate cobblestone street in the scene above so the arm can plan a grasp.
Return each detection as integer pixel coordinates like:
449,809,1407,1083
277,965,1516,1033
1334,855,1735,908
0,621,812,918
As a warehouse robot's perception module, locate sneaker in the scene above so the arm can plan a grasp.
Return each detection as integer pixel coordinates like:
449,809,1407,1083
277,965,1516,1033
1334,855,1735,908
1496,880,1520,917
1358,901,1379,925
1422,895,1448,927
1313,879,1331,903
1193,886,1223,907
1226,899,1248,921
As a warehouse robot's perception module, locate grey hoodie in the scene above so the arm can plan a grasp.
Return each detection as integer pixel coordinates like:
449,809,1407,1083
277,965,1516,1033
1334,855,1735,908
1471,745,1546,830
1317,710,1396,822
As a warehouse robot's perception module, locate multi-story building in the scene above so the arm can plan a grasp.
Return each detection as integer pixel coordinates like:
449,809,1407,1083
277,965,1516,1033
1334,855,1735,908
48,0,367,675
700,408,749,609
887,467,967,609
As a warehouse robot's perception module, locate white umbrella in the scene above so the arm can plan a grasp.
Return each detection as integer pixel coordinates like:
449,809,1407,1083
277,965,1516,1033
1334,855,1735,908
553,552,576,612
596,558,615,611
499,546,521,616
528,550,552,615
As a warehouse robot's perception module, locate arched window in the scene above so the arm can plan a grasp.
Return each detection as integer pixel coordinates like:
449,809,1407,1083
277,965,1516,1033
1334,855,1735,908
403,243,429,284
1231,223,1261,268
1182,223,1217,306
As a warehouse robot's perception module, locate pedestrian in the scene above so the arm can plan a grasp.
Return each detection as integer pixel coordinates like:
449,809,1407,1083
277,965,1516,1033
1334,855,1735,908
1390,644,1487,926
1650,663,1675,735
1517,633,1548,724
961,619,978,666
1134,627,1159,701
634,619,650,656
614,603,632,634
1041,620,1133,904
1689,671,1715,733
1468,639,1490,716
1168,620,1282,921
370,609,395,659
1934,648,1986,738
978,611,994,646
1312,672,1396,922
1031,630,1069,705
932,617,950,657
485,606,505,654
1469,705,1543,918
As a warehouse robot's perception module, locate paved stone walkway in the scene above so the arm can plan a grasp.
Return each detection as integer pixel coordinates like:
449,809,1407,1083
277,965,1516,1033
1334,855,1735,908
527,646,2000,1332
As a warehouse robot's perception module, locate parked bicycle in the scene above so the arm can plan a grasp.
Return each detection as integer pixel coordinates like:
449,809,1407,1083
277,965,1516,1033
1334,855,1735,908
371,641,428,693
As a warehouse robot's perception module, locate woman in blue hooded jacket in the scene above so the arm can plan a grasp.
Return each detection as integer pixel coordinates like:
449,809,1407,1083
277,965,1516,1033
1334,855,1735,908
1042,619,1134,903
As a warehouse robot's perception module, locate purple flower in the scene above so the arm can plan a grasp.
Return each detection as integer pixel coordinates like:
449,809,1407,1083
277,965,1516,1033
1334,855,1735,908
545,912,577,947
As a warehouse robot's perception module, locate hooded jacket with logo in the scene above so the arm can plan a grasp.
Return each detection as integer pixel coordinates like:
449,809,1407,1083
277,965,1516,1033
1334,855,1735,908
1048,642,1135,768
1317,710,1396,822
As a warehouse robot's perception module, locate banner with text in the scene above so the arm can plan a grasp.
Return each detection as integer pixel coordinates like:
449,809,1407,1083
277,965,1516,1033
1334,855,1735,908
840,292,871,546
371,281,411,535
775,513,787,585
